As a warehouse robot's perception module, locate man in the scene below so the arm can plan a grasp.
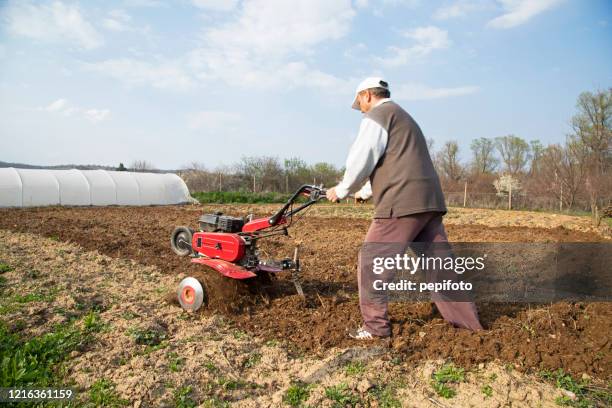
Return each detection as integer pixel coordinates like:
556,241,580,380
326,77,483,340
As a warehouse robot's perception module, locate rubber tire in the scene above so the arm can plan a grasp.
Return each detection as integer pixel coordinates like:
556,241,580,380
170,226,195,256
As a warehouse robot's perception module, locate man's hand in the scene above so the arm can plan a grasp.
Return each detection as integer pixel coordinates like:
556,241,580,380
326,187,340,203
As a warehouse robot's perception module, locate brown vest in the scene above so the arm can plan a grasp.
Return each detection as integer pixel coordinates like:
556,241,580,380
366,101,447,218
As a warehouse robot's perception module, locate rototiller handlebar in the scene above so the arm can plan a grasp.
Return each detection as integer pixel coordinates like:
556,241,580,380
268,184,326,226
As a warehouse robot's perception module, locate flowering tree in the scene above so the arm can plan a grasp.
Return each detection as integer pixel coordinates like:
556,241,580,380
493,174,521,198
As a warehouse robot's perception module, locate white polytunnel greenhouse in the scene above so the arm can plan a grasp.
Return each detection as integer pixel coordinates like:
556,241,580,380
0,168,193,207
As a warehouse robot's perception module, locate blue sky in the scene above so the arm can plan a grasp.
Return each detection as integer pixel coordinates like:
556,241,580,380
0,0,610,169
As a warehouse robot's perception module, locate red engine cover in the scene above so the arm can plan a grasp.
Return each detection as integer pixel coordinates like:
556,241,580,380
192,232,245,262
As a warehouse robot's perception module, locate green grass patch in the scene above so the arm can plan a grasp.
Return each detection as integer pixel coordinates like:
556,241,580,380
142,341,169,355
89,378,129,407
0,317,95,388
431,363,465,399
201,396,230,408
284,382,311,407
129,326,167,346
12,292,55,303
243,352,262,369
482,384,493,398
192,191,293,204
0,263,12,274
0,287,60,312
217,377,257,391
203,360,219,374
345,361,366,376
120,311,139,320
173,385,197,408
539,369,611,407
232,329,248,340
83,311,107,332
265,339,279,347
368,384,401,408
168,352,186,372
324,383,361,407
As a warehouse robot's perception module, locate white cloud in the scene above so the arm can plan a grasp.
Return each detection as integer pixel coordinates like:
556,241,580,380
87,0,355,92
394,83,479,101
102,9,132,32
344,42,368,59
356,0,421,9
40,99,110,123
187,49,349,90
186,0,355,90
434,0,486,20
188,111,241,131
83,109,111,123
487,0,563,29
357,0,421,17
375,26,450,68
44,98,69,112
203,0,354,59
124,0,165,7
191,0,239,11
408,26,451,51
101,9,150,36
84,58,194,91
3,1,103,50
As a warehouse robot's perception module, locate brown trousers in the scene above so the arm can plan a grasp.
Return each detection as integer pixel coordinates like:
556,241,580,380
358,212,483,337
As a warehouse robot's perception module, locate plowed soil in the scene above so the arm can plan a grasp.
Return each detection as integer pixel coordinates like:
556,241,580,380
0,205,610,381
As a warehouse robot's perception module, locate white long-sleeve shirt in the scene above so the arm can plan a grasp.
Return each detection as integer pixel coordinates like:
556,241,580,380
335,98,391,200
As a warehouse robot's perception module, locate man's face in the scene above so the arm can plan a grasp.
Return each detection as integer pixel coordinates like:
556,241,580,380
357,90,373,113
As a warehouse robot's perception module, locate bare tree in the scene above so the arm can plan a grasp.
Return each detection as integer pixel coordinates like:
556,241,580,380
495,135,530,174
426,137,435,153
213,164,234,191
536,143,586,210
130,160,156,172
570,88,612,222
436,141,463,183
470,137,498,174
180,162,212,192
529,140,544,175
284,157,311,191
236,156,284,192
572,89,612,172
310,162,343,187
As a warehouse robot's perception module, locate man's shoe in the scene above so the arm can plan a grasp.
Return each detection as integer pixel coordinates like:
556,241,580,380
348,326,376,340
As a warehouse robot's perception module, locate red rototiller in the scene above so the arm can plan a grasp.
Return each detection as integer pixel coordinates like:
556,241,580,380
170,185,326,311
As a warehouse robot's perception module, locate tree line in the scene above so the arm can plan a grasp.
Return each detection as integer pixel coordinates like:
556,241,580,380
144,88,610,221
178,157,343,195
434,88,610,222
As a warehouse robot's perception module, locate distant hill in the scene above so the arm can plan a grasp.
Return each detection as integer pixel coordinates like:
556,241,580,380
0,161,178,173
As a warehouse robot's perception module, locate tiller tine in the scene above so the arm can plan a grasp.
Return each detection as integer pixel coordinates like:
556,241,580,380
291,245,305,298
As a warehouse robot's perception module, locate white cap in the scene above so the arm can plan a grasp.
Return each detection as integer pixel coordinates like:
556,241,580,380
351,77,390,110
